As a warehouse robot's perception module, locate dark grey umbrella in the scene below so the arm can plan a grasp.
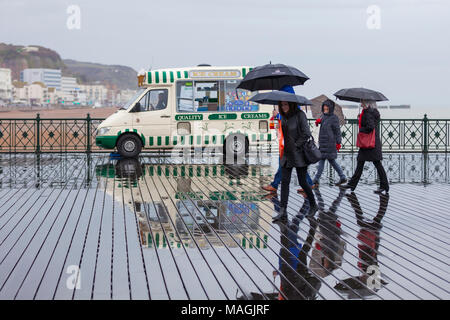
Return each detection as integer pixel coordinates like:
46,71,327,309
237,63,309,91
249,90,312,106
334,88,388,103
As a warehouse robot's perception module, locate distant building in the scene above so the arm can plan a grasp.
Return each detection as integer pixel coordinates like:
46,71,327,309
20,68,62,90
61,76,78,103
79,84,108,105
12,81,55,106
0,68,12,102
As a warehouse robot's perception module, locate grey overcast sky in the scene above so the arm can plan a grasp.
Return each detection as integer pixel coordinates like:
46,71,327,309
1,0,449,107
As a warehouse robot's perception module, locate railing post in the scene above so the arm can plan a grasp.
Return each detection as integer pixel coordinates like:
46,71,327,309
36,113,40,153
423,114,428,153
86,113,91,153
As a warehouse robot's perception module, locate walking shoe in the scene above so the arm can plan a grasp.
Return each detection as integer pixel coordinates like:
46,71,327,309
307,203,318,217
335,178,347,186
262,185,277,192
272,207,288,222
374,188,389,195
296,189,307,198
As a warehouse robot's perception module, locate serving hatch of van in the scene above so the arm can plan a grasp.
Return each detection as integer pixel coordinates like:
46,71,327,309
95,65,275,157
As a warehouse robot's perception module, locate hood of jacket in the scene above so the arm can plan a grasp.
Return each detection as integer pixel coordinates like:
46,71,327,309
322,99,335,115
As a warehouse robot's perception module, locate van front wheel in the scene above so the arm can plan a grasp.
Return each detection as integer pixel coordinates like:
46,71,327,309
117,134,142,158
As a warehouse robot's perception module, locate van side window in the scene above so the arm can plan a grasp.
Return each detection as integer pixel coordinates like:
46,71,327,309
133,89,168,112
177,81,194,112
176,80,258,113
195,81,219,112
224,80,259,112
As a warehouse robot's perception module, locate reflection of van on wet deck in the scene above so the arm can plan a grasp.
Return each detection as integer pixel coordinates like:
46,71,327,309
95,65,275,157
95,159,272,250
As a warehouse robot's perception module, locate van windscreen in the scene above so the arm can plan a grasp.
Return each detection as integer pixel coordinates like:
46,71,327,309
120,88,146,110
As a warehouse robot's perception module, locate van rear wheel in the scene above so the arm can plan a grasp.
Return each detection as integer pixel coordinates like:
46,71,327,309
117,134,142,158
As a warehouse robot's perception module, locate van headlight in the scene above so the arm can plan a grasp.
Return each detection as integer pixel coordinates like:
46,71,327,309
97,127,111,136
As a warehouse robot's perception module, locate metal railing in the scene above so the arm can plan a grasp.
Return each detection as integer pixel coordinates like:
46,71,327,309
0,114,448,153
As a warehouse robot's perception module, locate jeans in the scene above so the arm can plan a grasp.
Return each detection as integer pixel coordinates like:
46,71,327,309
348,160,389,191
280,166,316,209
313,159,346,183
271,158,282,189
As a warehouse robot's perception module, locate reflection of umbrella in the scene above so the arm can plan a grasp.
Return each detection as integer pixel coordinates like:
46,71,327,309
237,63,309,91
249,90,312,106
310,94,345,126
334,276,388,299
334,87,388,102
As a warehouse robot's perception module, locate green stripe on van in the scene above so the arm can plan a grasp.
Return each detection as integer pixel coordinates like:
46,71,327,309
157,136,162,146
155,71,160,83
177,71,181,79
148,72,152,84
173,136,177,145
184,71,188,78
149,136,154,146
165,136,170,145
162,71,167,83
242,68,247,77
169,71,174,82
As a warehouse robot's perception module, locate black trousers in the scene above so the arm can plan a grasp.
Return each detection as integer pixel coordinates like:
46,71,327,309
280,166,316,209
348,160,389,190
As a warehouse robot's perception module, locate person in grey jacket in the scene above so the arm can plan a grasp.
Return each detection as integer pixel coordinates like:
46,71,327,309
273,100,318,222
312,99,347,186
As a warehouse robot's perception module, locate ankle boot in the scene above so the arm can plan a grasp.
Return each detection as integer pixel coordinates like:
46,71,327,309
273,207,288,222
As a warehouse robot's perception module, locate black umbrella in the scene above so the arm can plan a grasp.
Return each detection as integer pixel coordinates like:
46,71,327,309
237,63,309,91
249,90,312,106
334,87,388,103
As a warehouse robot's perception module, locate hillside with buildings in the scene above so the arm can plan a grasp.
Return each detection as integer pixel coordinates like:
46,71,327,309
0,43,138,107
63,59,137,90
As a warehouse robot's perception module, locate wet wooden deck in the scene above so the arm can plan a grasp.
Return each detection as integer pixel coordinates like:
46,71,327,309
0,153,449,300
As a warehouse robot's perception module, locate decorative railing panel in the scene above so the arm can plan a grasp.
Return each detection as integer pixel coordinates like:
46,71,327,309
0,114,448,153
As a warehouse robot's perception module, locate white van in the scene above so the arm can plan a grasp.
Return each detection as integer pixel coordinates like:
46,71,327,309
95,65,274,157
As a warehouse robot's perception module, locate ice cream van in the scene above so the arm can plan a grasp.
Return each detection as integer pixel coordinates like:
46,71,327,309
95,65,275,157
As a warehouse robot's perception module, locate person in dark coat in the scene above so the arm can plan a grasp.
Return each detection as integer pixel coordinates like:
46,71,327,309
312,99,347,186
342,101,389,194
273,101,318,221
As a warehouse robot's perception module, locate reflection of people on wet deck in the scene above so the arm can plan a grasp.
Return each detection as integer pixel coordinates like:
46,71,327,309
273,201,321,300
309,188,346,277
334,192,389,295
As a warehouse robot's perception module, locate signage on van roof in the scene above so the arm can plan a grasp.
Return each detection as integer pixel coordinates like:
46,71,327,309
142,66,253,86
190,70,241,79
